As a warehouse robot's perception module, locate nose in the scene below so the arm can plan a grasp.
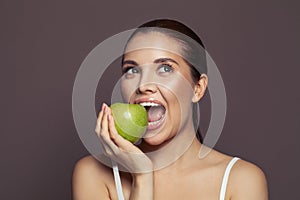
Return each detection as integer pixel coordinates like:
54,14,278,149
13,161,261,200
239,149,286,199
136,71,157,94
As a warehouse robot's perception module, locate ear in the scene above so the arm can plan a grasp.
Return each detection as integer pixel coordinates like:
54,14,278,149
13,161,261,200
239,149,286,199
192,74,208,103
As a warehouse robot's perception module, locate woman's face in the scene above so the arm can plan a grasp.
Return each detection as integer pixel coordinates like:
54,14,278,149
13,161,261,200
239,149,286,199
121,32,198,146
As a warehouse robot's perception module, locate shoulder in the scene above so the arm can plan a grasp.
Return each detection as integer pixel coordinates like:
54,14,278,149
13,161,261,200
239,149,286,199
72,155,113,200
73,155,111,173
73,155,113,180
228,158,268,200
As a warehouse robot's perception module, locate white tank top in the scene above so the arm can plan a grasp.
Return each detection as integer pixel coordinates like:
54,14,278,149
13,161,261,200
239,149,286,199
219,157,240,200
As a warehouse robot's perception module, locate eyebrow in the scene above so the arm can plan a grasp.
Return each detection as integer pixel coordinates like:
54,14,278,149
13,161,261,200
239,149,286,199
122,60,138,66
154,58,179,65
122,58,179,66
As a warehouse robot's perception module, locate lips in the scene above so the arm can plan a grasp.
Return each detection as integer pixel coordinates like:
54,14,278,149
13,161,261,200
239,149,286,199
134,99,166,130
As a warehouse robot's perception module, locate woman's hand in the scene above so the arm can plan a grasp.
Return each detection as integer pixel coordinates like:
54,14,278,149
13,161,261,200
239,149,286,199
95,103,153,174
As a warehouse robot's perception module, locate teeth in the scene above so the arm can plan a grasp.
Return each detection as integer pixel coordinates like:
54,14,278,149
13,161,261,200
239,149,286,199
148,120,160,126
139,102,160,107
148,114,165,126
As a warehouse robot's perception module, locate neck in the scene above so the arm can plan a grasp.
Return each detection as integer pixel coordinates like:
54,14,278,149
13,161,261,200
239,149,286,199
170,138,202,170
139,125,202,171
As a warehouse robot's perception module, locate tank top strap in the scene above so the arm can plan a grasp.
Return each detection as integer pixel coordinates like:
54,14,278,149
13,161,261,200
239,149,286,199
219,157,240,200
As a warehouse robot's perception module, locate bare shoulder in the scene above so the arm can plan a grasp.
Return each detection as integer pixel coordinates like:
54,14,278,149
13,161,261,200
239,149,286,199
72,155,113,200
228,158,268,200
73,155,112,178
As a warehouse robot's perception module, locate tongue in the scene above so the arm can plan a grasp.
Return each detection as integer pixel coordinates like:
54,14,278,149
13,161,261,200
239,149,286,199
147,106,165,122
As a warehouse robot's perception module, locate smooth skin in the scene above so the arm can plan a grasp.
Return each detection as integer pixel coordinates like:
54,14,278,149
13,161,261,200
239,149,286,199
72,32,268,200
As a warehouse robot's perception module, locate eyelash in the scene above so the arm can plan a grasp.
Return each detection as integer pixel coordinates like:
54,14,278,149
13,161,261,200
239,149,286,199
123,66,139,74
157,63,174,73
122,63,174,75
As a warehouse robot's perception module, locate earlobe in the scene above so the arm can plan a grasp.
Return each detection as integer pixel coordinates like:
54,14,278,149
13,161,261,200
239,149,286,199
192,95,199,103
192,87,201,103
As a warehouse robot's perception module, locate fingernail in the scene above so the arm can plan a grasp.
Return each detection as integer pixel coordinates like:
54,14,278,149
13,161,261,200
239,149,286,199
102,103,105,111
107,114,111,121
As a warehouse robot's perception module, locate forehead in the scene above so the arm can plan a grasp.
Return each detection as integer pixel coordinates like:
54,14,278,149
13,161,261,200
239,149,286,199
124,32,185,58
123,48,184,65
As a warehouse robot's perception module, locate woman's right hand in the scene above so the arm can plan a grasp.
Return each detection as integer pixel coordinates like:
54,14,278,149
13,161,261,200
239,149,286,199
95,103,153,174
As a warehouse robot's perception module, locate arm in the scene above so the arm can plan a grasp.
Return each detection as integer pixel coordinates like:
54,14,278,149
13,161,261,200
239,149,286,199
96,103,154,200
229,160,268,200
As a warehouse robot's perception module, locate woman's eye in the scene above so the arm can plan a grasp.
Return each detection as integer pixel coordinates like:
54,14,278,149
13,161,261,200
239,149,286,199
158,64,173,73
124,67,140,74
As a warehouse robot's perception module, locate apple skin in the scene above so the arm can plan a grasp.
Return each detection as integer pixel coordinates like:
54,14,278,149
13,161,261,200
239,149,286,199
111,103,148,143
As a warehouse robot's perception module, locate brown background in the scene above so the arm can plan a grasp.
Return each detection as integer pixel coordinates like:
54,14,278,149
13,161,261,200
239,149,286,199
7,0,300,199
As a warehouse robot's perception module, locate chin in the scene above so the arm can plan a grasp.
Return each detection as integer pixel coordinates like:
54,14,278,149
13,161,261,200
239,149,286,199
142,131,174,147
143,138,164,146
140,133,162,146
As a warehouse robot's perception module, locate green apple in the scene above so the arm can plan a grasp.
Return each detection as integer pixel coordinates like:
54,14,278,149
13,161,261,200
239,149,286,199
111,103,148,143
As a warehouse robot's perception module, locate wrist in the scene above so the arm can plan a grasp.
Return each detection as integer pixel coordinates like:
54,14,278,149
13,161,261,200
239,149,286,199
132,172,154,190
130,172,154,200
132,172,153,183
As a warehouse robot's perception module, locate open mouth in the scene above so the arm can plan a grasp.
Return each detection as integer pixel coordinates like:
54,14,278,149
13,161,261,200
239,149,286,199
138,102,166,130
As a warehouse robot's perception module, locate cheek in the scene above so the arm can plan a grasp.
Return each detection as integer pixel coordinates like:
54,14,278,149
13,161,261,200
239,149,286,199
163,77,194,125
120,78,137,102
162,75,194,104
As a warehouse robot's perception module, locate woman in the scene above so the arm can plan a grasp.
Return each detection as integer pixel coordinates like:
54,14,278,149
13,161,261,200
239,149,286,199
72,19,268,200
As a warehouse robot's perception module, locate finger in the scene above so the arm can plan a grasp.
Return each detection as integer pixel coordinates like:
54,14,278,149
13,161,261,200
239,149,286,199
104,107,121,144
95,103,105,137
96,103,121,159
98,135,114,157
98,104,114,148
100,103,109,137
96,103,111,156
95,110,104,137
100,105,121,152
100,129,120,157
104,107,116,140
98,122,118,157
